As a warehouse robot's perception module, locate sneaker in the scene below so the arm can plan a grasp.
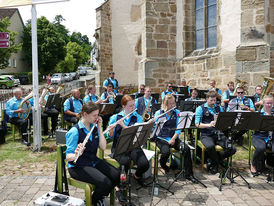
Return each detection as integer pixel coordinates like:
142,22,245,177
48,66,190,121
115,190,127,203
21,139,30,147
134,175,147,187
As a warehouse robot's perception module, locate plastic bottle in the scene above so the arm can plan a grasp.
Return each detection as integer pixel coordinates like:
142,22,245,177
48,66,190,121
120,165,127,184
153,185,159,196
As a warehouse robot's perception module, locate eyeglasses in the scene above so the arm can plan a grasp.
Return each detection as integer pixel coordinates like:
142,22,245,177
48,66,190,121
237,92,244,94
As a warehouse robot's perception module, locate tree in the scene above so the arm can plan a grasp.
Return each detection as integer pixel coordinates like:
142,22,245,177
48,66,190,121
70,32,92,64
55,53,75,73
0,17,22,70
53,15,70,44
66,41,84,69
22,16,66,74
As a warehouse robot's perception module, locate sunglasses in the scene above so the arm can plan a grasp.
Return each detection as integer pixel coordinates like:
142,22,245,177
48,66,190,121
237,92,244,94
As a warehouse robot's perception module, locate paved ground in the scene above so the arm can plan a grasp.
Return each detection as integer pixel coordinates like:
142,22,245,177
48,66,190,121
1,161,274,206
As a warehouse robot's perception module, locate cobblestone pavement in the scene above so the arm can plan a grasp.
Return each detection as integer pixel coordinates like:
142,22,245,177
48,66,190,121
1,164,274,206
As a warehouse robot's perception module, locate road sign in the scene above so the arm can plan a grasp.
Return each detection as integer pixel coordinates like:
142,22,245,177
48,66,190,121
0,32,9,40
0,40,9,48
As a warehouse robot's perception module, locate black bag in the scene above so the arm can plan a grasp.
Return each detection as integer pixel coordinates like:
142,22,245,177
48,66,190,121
0,127,5,145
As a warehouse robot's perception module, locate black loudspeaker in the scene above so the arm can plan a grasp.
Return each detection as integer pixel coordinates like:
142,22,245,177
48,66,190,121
0,127,5,145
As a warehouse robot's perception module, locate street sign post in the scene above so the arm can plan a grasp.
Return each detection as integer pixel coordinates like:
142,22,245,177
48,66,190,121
0,32,10,48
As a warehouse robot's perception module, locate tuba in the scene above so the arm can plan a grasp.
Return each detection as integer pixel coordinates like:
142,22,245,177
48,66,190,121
233,79,249,95
18,91,33,120
142,97,153,122
257,77,274,110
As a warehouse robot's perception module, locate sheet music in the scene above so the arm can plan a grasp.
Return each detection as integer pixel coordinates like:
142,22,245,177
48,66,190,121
177,112,194,129
142,148,155,161
133,126,143,144
150,116,167,138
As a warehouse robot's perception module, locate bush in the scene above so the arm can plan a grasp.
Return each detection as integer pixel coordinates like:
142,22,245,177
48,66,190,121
27,71,42,84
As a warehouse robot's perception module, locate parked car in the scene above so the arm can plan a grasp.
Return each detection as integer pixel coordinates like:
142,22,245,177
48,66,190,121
78,67,87,76
70,72,80,80
0,75,14,89
50,73,65,84
2,75,20,87
64,73,73,82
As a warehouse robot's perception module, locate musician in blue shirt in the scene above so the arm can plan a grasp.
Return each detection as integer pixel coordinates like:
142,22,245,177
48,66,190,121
64,89,83,124
154,94,196,182
185,88,200,101
195,91,236,174
250,95,273,176
254,85,263,109
134,84,145,99
107,95,149,187
103,71,119,94
100,84,115,104
66,102,121,206
135,86,157,117
84,85,101,104
222,81,235,109
161,83,177,100
180,78,191,96
208,80,222,104
5,88,29,146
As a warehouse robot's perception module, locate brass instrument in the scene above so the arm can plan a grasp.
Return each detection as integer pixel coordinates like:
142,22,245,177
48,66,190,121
56,84,65,94
258,77,274,111
39,86,50,110
18,91,33,120
142,97,153,121
233,79,249,95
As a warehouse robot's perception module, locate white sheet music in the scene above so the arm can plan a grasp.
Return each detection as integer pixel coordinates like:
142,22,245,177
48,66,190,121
150,116,167,138
142,148,155,161
177,112,194,129
133,126,143,144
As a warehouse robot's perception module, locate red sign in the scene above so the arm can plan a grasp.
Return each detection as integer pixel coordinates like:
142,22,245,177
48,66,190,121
0,32,10,40
0,40,10,48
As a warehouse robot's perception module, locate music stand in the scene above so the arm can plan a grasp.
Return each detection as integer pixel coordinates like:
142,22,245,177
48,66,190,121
45,94,60,109
99,103,117,115
177,86,189,96
198,90,208,99
215,112,256,191
136,93,144,98
179,100,206,112
167,112,207,190
113,122,154,206
151,93,159,102
174,94,188,103
151,103,161,117
147,120,174,206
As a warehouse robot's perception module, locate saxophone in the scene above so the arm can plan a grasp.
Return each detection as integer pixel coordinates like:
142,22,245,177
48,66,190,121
142,97,153,122
18,91,33,120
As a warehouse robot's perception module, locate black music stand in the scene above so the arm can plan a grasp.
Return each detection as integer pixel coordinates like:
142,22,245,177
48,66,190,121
174,94,188,103
151,103,161,117
46,94,61,111
177,86,190,96
99,103,117,130
215,112,258,191
167,112,207,190
179,100,206,112
136,93,144,98
151,93,159,102
147,120,174,206
113,122,154,206
198,90,208,99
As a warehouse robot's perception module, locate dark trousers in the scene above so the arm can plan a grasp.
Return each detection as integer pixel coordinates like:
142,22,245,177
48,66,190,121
201,133,236,166
115,147,149,178
68,159,120,204
251,137,266,169
9,117,28,140
156,138,193,176
42,108,59,134
64,115,78,124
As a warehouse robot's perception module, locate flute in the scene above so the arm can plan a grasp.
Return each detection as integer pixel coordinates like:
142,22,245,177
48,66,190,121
74,123,96,163
152,106,176,121
103,108,137,135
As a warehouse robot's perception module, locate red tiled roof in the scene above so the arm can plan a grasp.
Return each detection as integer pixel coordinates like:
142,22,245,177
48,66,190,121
0,8,18,19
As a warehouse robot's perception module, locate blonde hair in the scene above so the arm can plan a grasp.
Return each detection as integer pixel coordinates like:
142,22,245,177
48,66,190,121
263,95,273,103
161,94,175,111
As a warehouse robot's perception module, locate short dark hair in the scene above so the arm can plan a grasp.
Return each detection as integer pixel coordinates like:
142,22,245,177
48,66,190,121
192,88,199,93
109,71,115,75
206,91,217,99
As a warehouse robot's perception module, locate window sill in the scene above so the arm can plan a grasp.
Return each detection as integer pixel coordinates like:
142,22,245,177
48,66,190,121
184,47,220,60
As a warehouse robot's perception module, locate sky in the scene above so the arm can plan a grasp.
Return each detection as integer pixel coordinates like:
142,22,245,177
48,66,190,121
17,0,105,42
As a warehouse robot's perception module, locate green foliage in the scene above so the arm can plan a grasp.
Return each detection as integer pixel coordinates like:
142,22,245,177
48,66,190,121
55,53,75,73
27,71,42,83
22,15,93,74
22,16,66,74
0,17,22,70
